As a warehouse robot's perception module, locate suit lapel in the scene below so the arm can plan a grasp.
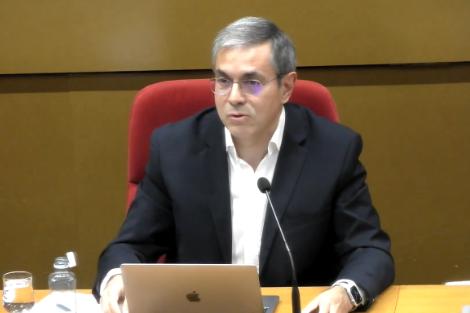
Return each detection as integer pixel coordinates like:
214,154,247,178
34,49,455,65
259,104,308,273
200,110,232,263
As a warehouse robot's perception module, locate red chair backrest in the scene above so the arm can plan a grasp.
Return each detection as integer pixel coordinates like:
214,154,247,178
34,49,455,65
127,79,339,209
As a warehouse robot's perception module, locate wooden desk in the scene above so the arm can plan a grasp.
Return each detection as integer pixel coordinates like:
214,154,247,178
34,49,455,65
394,285,470,313
262,286,400,313
1,285,469,313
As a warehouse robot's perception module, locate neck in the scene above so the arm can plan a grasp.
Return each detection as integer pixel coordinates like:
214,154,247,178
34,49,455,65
233,129,273,170
235,143,267,171
231,108,282,170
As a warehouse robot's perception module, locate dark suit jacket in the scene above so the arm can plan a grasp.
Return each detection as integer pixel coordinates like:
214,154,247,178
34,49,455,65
94,103,394,304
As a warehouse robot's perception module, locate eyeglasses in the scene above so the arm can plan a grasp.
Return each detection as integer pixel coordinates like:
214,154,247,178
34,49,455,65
210,76,278,96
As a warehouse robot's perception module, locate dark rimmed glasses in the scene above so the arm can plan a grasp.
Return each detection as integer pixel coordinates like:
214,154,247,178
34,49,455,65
210,77,278,96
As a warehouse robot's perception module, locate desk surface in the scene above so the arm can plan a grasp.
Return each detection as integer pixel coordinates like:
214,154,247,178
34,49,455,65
1,285,469,313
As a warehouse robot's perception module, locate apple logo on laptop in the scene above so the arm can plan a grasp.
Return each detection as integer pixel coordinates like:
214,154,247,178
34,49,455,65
186,291,201,302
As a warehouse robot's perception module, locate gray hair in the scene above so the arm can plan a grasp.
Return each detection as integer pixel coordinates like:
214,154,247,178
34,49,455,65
212,17,296,77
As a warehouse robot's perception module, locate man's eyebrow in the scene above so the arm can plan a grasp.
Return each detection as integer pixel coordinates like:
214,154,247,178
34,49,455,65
214,69,229,77
214,70,263,79
241,72,262,79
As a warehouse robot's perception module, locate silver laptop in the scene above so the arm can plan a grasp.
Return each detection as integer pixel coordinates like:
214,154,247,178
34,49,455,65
121,263,275,313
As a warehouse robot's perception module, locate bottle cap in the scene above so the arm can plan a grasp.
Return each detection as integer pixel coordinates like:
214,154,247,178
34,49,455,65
66,251,78,268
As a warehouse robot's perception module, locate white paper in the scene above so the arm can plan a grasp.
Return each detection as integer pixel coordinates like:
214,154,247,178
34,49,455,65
445,280,470,286
30,292,100,313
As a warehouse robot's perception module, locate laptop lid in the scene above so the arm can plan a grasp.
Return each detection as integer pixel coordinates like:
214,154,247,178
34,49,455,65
121,263,266,313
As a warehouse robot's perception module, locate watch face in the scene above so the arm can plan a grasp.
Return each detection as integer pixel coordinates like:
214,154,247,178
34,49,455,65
351,286,362,304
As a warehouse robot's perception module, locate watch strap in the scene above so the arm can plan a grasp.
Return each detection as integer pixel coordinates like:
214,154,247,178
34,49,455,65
332,279,366,310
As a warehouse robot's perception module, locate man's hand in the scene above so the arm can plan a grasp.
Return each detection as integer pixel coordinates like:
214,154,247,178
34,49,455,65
100,274,128,313
301,286,354,313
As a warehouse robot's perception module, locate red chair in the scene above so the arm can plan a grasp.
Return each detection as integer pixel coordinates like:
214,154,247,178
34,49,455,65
127,79,339,209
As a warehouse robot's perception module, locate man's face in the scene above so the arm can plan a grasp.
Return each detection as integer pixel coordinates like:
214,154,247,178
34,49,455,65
213,42,295,145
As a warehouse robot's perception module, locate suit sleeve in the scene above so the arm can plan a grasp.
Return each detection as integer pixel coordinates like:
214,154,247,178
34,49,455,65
93,129,175,299
332,133,395,305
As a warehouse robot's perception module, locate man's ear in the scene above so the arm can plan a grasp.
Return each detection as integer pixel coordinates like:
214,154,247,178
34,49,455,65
281,72,297,103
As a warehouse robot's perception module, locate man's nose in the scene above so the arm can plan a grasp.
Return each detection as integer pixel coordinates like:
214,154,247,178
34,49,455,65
227,82,245,105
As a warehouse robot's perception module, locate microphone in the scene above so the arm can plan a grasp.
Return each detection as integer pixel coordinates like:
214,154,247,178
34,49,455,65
257,177,301,313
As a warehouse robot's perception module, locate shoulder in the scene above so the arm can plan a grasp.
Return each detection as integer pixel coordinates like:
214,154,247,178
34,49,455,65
150,107,222,147
285,103,361,147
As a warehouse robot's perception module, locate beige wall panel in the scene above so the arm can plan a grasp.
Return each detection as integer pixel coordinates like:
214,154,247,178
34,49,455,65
0,88,132,288
0,92,77,281
1,0,470,74
332,82,470,283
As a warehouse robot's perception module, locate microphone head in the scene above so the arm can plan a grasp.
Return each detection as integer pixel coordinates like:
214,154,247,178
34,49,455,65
257,177,271,193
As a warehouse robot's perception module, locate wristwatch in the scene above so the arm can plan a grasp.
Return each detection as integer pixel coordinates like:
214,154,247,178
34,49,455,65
332,279,366,310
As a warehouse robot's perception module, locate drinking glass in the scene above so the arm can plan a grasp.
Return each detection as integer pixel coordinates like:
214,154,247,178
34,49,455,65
2,271,34,313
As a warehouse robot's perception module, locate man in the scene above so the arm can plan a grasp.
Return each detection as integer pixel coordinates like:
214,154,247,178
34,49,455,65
95,17,394,313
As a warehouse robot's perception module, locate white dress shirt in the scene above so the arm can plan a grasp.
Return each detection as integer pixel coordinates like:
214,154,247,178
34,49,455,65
226,108,285,270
